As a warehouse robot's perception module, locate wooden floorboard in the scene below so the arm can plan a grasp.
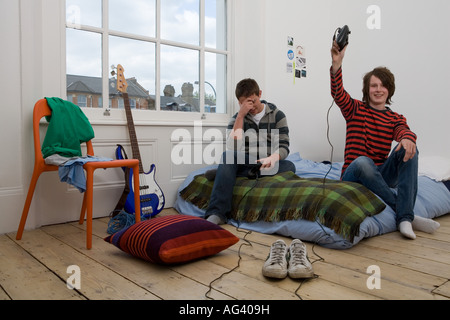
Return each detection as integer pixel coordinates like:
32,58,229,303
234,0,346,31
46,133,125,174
1,209,449,300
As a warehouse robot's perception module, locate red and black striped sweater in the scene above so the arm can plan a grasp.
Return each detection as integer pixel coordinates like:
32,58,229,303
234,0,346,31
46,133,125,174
330,67,417,175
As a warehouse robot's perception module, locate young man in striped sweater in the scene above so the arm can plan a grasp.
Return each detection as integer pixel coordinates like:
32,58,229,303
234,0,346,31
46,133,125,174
330,41,440,239
205,78,296,225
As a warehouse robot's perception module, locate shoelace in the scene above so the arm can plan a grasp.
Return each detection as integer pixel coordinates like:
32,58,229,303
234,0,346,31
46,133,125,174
268,242,286,265
290,243,308,266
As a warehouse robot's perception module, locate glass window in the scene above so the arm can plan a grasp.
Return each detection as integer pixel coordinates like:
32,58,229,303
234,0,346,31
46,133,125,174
77,95,87,108
66,0,102,28
205,0,227,50
109,0,156,37
66,29,102,77
66,29,102,106
66,0,228,117
204,52,227,114
160,45,199,112
161,0,200,46
109,36,156,110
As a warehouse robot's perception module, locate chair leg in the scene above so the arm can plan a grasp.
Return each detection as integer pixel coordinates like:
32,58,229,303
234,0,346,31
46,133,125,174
132,164,141,224
16,169,42,240
79,192,87,225
85,167,94,250
83,163,140,249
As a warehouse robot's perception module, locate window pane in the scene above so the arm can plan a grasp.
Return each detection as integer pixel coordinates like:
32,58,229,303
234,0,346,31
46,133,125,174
109,36,156,110
204,52,227,114
161,0,200,46
65,0,228,116
66,29,102,108
66,0,101,28
109,0,156,37
160,45,199,112
205,0,227,50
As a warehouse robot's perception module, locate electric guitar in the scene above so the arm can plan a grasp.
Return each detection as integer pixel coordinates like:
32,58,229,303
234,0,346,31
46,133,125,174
114,64,165,218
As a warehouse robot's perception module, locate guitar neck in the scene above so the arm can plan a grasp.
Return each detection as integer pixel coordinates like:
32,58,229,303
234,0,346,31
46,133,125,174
122,93,144,174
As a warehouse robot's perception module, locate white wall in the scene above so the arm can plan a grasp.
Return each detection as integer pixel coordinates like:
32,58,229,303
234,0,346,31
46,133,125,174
1,0,449,235
0,0,26,233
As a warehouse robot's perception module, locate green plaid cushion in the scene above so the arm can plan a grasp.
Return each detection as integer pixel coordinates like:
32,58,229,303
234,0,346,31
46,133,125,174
180,171,386,242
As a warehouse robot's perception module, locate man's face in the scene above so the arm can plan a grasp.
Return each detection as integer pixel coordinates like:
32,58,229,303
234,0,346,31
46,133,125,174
369,75,389,108
238,92,263,115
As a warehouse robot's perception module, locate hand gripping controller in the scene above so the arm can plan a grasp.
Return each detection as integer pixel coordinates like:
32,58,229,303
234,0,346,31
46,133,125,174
248,162,263,180
334,25,351,51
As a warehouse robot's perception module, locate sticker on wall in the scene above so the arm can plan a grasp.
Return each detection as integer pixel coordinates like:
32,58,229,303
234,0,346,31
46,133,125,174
287,49,295,61
295,45,307,79
287,62,293,73
287,36,307,82
287,37,294,74
288,36,294,47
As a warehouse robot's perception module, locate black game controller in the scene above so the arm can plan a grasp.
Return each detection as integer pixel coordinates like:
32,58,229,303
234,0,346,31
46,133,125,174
334,25,351,51
248,162,263,180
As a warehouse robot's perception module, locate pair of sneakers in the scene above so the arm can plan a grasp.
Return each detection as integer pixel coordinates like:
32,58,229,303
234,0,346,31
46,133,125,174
262,239,314,279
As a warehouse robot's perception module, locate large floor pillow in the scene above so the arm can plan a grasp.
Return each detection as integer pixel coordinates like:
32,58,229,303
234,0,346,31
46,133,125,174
105,215,239,265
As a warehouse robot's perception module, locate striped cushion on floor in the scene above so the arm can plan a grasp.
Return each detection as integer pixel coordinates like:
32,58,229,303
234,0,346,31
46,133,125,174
105,215,239,265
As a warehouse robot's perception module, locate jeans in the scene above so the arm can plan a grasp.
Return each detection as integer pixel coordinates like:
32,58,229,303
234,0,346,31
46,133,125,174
341,145,418,225
205,151,296,222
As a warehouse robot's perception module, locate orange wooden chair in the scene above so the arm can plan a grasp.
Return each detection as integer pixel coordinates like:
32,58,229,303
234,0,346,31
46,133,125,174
16,98,141,249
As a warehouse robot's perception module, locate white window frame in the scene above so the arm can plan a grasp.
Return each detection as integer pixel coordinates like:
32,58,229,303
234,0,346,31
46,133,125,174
64,0,233,126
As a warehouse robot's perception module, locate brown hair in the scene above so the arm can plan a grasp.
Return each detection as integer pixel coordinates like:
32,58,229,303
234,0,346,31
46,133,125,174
362,67,396,105
235,78,260,100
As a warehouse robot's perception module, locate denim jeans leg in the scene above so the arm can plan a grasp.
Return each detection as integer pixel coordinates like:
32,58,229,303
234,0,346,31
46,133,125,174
258,159,296,176
342,156,397,213
379,146,418,224
205,151,296,221
277,160,296,174
205,151,248,222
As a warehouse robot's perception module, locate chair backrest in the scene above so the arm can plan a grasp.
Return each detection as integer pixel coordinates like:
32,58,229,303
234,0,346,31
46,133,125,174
32,99,94,169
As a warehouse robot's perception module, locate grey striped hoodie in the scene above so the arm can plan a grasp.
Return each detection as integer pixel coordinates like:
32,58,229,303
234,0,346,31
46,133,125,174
226,100,290,160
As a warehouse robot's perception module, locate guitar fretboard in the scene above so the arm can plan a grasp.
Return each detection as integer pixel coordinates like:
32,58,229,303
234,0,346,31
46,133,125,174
122,93,144,174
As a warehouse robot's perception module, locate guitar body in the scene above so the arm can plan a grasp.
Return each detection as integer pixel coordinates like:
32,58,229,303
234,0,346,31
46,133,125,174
116,145,165,218
113,64,165,219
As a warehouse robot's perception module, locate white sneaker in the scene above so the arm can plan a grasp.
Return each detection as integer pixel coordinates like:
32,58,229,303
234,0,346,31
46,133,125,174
288,239,314,279
262,240,288,279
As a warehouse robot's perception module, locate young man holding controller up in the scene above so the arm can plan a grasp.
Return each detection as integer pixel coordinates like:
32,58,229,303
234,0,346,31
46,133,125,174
330,40,440,239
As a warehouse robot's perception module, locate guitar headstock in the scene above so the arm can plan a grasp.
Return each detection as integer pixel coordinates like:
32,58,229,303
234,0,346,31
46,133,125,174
114,64,128,94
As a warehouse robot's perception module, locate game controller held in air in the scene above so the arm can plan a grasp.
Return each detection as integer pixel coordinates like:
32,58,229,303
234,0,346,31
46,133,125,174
247,162,263,180
334,25,351,51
